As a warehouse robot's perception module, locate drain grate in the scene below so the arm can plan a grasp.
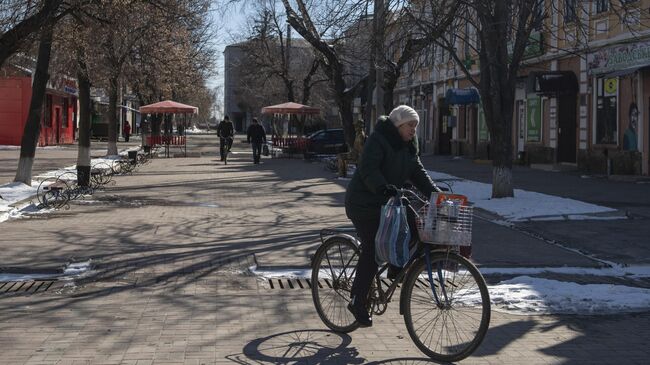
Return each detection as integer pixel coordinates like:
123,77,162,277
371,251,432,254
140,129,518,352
0,280,56,294
266,278,404,290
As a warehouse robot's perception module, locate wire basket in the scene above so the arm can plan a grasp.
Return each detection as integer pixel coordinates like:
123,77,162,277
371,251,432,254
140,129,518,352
416,194,473,246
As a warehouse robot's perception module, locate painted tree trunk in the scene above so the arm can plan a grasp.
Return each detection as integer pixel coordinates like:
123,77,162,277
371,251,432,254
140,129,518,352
107,75,119,155
76,55,92,187
13,24,54,185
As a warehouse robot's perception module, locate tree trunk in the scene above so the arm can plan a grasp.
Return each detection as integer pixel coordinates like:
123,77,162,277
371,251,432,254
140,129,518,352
13,23,54,185
107,74,119,155
76,52,92,187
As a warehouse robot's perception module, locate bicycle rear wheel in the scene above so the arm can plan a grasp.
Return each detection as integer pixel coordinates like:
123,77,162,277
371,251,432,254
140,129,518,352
402,251,490,362
311,237,360,333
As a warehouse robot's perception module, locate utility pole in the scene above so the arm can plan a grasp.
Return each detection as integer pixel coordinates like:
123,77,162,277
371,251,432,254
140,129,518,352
374,0,385,119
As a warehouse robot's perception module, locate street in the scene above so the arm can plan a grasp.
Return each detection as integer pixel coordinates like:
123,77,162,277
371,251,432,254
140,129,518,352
0,134,649,364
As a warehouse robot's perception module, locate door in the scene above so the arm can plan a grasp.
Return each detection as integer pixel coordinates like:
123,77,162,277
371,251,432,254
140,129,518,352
438,101,452,154
54,107,62,144
557,94,577,163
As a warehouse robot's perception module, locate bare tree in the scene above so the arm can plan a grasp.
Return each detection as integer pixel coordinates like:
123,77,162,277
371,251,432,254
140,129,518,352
0,0,65,67
13,22,54,185
280,0,370,146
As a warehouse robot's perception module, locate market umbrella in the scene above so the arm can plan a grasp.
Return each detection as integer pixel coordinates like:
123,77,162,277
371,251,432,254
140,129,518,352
139,100,198,114
261,102,320,115
139,100,198,157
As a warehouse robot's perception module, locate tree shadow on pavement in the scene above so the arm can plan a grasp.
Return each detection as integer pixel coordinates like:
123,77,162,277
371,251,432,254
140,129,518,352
228,329,365,365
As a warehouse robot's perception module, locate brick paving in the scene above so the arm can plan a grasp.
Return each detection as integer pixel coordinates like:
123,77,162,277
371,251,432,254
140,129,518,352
0,135,649,364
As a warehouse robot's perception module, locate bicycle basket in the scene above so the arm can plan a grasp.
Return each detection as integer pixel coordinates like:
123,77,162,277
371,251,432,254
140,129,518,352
416,193,473,246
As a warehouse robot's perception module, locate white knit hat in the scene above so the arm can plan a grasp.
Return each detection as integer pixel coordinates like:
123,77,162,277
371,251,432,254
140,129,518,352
389,105,419,128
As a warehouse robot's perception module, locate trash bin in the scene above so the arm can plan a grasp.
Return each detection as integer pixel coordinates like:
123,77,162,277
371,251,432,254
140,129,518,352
128,150,137,165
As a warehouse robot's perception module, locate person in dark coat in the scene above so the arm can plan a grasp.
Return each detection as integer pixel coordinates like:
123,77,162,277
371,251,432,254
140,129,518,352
247,118,267,164
345,105,437,327
217,115,234,161
123,122,131,142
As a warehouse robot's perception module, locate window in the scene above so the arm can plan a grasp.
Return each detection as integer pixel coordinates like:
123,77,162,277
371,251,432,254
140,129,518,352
533,0,545,29
564,0,577,23
595,0,608,14
595,78,618,144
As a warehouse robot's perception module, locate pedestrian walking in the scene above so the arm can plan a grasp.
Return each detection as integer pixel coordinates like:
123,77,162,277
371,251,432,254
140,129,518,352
123,121,131,142
217,115,234,161
247,118,267,164
345,105,437,327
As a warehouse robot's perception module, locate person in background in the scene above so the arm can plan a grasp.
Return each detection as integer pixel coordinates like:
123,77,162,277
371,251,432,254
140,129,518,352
217,115,235,161
345,105,436,327
247,118,267,164
123,121,131,142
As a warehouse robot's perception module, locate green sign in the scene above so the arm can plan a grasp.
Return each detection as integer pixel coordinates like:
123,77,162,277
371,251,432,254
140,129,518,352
526,97,541,142
508,31,544,61
478,105,489,141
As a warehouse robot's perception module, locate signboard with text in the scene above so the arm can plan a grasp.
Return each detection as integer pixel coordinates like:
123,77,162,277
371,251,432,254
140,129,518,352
526,97,541,142
478,105,489,141
588,40,650,74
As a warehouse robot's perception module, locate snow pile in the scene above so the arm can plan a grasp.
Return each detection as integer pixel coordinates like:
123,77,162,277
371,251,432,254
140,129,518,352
427,171,617,222
487,276,650,314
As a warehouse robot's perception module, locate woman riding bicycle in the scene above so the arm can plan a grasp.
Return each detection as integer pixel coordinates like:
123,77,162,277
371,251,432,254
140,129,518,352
345,105,437,327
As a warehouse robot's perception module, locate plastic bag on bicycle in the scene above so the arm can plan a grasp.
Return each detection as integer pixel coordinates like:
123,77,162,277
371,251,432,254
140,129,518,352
375,196,411,267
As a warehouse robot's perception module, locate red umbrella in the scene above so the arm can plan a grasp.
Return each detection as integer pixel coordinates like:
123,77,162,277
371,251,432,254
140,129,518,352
139,100,198,114
261,102,320,115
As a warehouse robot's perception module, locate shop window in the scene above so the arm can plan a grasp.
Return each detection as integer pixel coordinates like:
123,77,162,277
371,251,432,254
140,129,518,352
595,77,617,144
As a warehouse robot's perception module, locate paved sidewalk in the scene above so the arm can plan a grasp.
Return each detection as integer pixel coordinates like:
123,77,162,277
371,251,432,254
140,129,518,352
420,155,650,266
0,135,648,364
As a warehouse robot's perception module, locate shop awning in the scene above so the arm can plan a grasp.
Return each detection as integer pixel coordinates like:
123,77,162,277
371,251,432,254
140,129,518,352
526,71,578,95
603,65,650,79
445,88,480,105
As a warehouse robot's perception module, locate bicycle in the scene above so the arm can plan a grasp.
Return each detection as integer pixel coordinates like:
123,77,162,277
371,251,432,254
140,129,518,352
311,187,490,362
223,136,234,165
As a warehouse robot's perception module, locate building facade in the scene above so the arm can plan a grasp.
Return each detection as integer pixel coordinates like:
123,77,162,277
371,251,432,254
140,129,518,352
429,1,650,175
0,65,78,146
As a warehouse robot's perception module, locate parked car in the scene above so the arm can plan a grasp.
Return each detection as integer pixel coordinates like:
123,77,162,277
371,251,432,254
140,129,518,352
306,129,348,155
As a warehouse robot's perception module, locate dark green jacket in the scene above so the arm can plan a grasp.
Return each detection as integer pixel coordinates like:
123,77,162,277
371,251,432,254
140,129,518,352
345,117,435,221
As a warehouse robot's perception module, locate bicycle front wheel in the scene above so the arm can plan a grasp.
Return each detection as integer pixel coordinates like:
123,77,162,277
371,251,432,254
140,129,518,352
402,251,490,362
311,237,360,333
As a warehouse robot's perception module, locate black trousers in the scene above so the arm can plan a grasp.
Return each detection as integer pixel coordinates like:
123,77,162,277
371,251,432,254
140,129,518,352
220,137,233,160
251,142,262,163
349,205,419,305
349,215,381,305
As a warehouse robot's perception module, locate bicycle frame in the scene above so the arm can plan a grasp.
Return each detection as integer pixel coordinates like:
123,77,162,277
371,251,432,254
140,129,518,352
369,242,453,314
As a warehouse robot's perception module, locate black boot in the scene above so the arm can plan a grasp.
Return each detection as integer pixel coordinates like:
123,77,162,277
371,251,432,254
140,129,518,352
348,297,372,327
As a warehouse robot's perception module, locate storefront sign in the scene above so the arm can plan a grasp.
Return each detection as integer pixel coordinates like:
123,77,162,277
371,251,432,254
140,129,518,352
526,97,541,142
478,105,489,141
588,40,650,75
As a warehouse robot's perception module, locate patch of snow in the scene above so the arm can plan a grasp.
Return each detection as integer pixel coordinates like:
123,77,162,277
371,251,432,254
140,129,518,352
426,170,616,222
0,260,93,282
250,267,650,314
